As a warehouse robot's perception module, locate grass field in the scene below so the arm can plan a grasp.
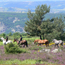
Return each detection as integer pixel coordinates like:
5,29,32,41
0,37,65,64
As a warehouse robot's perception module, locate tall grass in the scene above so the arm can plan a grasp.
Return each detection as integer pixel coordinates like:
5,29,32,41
0,42,3,46
0,59,57,64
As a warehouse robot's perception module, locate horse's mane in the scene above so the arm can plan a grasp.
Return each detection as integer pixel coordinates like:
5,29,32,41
14,39,18,41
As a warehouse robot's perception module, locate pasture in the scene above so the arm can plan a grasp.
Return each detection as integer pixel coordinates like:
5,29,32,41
0,36,65,64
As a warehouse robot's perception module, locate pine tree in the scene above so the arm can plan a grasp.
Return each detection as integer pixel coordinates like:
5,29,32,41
25,4,50,39
25,4,65,41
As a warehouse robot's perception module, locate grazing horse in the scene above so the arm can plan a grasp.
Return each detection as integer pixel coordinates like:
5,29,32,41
38,39,49,47
34,39,41,44
53,39,63,47
0,37,12,45
13,39,28,47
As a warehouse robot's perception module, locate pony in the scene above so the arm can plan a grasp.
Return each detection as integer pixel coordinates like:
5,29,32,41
53,39,63,47
13,39,28,47
0,37,12,45
38,39,49,47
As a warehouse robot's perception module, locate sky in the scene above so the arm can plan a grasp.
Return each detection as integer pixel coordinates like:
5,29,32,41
0,0,65,13
0,0,65,2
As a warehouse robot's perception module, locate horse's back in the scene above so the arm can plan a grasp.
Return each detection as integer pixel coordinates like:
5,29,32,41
38,39,49,44
20,40,27,43
34,39,40,43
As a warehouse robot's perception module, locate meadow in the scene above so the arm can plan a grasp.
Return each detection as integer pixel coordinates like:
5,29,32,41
0,36,65,65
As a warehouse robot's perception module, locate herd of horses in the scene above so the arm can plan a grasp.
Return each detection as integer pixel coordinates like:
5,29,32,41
0,37,64,48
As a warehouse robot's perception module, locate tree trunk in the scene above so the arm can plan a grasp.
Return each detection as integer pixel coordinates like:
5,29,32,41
43,34,44,39
40,35,42,40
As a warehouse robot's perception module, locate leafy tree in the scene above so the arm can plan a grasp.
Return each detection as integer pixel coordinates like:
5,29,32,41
25,4,65,41
25,4,50,39
41,17,65,41
8,32,12,36
1,33,6,38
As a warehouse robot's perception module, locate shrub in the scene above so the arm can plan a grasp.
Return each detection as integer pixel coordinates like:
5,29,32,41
0,38,2,42
4,43,27,54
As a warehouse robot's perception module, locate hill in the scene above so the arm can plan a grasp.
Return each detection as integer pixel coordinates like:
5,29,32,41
0,12,65,34
0,12,28,34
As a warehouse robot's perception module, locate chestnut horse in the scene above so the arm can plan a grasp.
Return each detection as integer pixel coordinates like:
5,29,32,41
38,39,49,47
13,39,28,47
34,39,41,44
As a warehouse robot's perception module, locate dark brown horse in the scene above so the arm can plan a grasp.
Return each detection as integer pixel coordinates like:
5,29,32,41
38,39,49,47
13,39,28,47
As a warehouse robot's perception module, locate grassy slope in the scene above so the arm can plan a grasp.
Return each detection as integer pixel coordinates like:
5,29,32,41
0,36,65,64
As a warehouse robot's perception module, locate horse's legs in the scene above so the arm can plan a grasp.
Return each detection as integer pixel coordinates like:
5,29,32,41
48,43,49,46
37,43,39,46
23,44,25,47
46,42,49,47
38,43,40,46
61,42,63,46
45,44,47,47
55,44,56,47
26,41,28,47
57,44,59,48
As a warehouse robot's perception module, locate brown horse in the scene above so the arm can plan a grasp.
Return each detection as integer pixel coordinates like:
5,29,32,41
38,39,49,47
13,39,28,47
34,39,41,44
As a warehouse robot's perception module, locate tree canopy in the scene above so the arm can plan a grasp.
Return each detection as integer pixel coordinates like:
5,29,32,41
25,4,65,41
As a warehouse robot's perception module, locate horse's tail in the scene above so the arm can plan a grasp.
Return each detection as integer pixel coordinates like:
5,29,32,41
26,41,28,47
46,41,49,46
61,41,63,46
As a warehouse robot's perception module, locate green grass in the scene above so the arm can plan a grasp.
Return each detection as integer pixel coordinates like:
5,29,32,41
0,59,58,64
0,59,42,64
0,42,3,46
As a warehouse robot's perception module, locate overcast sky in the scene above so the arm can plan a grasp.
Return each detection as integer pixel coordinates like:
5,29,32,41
0,0,65,2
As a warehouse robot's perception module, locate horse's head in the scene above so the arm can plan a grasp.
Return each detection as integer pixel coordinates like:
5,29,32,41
13,39,17,42
53,39,57,42
13,39,19,45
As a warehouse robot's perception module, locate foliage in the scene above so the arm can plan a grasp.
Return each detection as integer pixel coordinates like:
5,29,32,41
4,43,27,54
25,4,65,41
2,33,6,39
0,12,65,34
0,39,2,42
0,12,28,34
25,4,50,36
0,59,43,64
8,32,12,36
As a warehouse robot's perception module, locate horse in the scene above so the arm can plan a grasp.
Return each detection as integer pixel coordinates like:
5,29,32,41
0,37,12,45
34,39,41,44
53,39,63,47
13,39,28,47
38,39,49,47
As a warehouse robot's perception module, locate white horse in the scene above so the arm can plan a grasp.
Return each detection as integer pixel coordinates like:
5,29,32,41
53,39,63,47
0,37,12,45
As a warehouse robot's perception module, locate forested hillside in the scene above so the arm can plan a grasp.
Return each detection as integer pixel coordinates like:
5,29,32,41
0,12,28,34
0,12,65,34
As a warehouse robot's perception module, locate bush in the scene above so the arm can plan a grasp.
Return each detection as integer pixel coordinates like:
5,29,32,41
0,38,2,42
4,43,27,54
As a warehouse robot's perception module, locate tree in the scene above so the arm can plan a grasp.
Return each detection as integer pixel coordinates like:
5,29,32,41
25,4,65,41
2,33,6,38
8,32,12,36
41,17,65,41
25,4,50,39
